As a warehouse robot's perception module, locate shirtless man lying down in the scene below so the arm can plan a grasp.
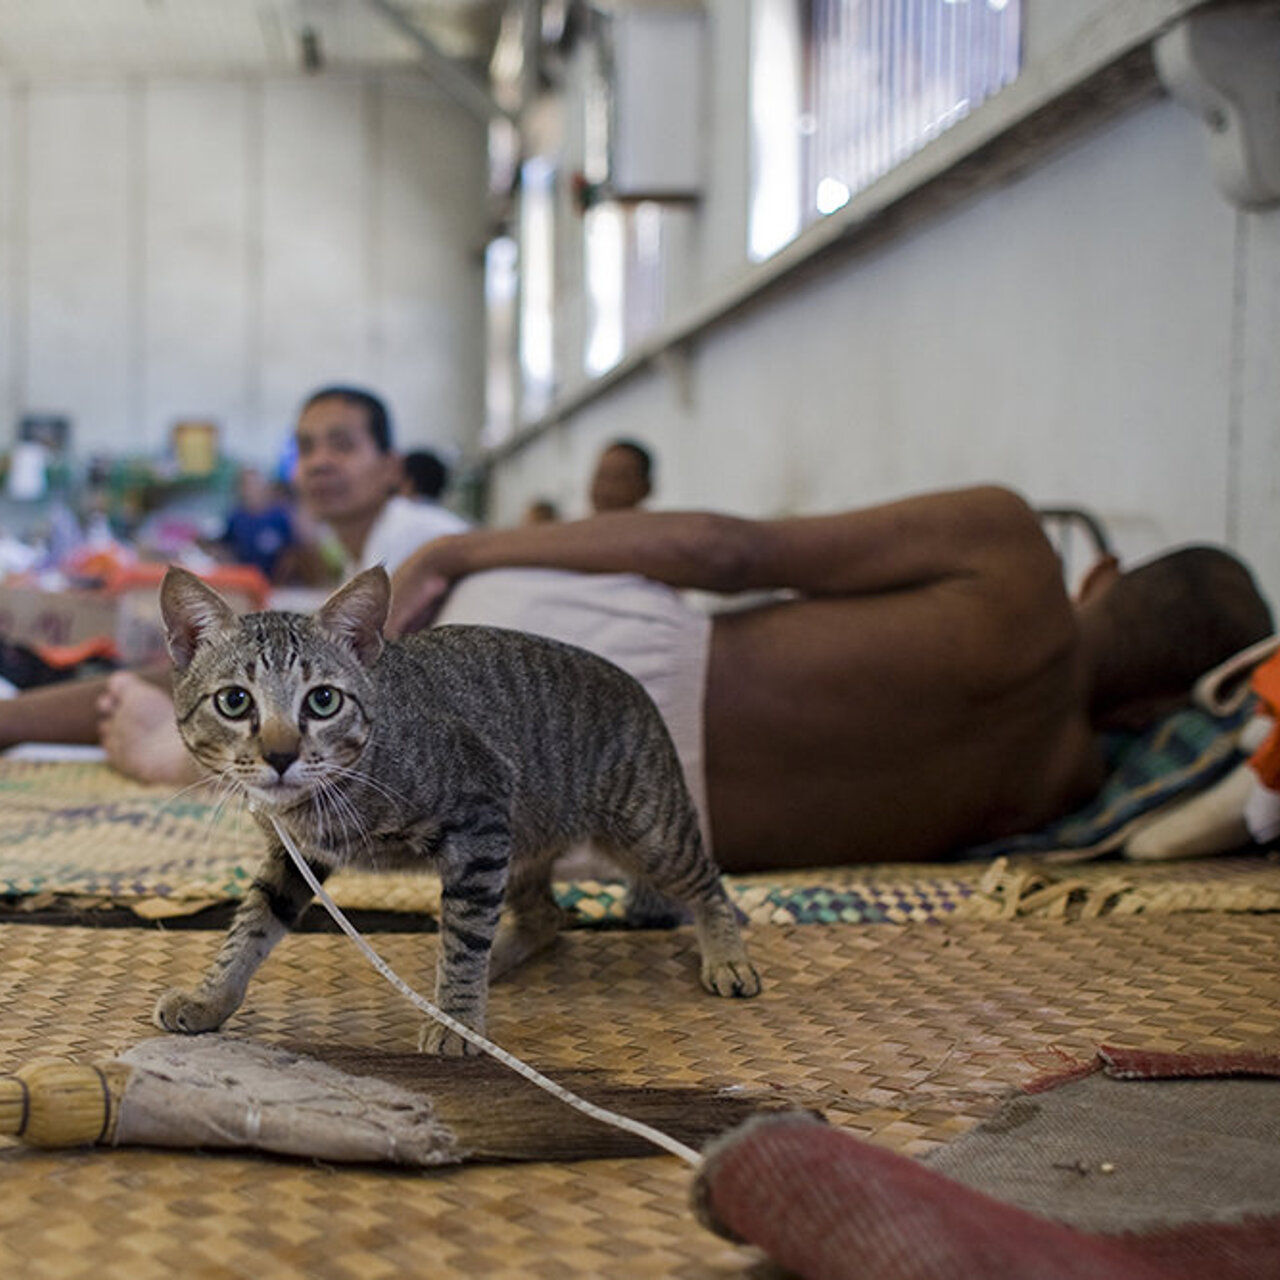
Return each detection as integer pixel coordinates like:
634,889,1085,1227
4,485,1270,873
385,485,1272,871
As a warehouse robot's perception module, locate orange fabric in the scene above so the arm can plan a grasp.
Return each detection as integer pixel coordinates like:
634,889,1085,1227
1248,652,1280,789
31,636,119,668
63,546,132,582
25,557,271,608
101,562,271,609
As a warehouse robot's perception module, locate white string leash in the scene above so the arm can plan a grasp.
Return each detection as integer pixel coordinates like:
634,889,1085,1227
270,816,703,1168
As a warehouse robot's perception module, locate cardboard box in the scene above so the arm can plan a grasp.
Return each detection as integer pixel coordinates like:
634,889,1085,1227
0,583,121,654
0,567,268,666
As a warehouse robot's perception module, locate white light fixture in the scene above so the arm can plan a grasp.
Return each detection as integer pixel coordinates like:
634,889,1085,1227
816,177,851,215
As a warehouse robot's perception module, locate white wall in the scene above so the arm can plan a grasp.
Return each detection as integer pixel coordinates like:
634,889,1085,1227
487,0,1280,611
0,71,486,470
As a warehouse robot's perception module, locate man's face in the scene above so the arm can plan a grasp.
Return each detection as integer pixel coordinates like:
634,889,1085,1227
293,397,399,525
589,446,650,513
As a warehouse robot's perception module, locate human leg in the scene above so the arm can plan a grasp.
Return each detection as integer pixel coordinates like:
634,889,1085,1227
96,671,201,785
0,669,145,751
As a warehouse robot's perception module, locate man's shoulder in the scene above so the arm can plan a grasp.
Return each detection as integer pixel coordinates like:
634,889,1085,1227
383,495,470,535
363,496,470,574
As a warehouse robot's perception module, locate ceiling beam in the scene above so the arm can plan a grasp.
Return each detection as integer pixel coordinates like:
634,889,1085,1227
365,0,511,121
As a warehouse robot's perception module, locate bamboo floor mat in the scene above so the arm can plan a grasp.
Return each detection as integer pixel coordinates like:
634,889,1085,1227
4,759,1280,926
2,910,1279,1277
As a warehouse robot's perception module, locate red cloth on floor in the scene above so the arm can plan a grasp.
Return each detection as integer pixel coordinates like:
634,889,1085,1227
695,1113,1280,1280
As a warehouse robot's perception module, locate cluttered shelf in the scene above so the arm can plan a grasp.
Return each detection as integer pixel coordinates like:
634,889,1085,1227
0,421,268,676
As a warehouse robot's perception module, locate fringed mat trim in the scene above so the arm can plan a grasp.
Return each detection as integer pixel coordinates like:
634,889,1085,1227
953,856,1280,921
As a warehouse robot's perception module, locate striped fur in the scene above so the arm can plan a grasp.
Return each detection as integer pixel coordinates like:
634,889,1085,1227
153,567,759,1055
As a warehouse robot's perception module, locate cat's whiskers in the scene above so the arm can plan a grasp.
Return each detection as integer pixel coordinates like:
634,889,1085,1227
306,775,343,849
213,777,263,860
144,763,240,853
322,795,371,869
291,757,381,845
324,760,416,811
313,774,376,861
200,769,245,828
296,769,349,850
150,771,224,824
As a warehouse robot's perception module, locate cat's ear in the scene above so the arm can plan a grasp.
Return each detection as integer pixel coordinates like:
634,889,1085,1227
315,567,389,667
160,567,239,670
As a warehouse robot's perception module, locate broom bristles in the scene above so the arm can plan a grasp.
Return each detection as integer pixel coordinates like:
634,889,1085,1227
302,1047,776,1162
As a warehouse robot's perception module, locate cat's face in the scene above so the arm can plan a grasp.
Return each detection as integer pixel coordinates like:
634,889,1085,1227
161,567,389,811
179,622,375,807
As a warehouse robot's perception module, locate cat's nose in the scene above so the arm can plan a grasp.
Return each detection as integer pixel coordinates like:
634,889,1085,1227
263,750,297,778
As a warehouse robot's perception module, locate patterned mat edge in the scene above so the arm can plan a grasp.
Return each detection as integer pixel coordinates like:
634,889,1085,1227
4,857,1280,928
2,760,1278,925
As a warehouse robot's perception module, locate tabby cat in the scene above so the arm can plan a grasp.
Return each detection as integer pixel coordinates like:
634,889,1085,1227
153,566,760,1054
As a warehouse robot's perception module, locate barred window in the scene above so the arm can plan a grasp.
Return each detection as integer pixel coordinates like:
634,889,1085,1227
751,0,1022,260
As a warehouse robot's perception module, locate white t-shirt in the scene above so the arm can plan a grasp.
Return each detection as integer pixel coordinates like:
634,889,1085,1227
271,497,469,612
350,495,470,576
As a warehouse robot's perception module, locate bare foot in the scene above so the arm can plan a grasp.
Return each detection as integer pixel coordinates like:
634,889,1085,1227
97,671,202,786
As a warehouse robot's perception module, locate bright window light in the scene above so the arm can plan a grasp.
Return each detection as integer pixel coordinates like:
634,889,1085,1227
584,206,626,376
750,0,1022,256
815,177,851,214
748,0,805,261
518,157,556,418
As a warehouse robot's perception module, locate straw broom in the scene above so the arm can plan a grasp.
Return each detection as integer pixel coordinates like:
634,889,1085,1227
0,1034,769,1165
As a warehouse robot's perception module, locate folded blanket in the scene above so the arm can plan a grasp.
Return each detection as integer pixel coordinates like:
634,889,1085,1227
964,704,1254,863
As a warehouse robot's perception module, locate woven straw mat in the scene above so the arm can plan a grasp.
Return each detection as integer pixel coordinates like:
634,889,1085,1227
4,759,1280,925
2,909,1279,1278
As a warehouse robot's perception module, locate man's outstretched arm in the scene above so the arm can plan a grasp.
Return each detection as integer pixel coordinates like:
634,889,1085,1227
386,485,1054,635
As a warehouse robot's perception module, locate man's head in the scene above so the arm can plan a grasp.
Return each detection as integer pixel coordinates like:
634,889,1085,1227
524,498,560,525
402,449,450,502
236,466,273,512
1078,545,1273,728
589,439,653,514
293,387,400,529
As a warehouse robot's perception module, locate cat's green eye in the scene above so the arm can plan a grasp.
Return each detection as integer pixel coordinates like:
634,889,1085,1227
213,687,253,720
304,686,343,719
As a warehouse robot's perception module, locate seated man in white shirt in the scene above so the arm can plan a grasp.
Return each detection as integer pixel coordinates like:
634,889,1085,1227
0,384,469,782
290,385,470,578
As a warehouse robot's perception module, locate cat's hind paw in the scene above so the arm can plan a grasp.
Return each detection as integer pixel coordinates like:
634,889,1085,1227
153,987,236,1034
622,880,692,929
701,958,762,999
418,1020,484,1057
489,915,562,981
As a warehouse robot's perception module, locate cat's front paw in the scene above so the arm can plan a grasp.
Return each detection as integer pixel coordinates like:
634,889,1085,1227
701,958,762,999
153,987,236,1034
418,1019,484,1057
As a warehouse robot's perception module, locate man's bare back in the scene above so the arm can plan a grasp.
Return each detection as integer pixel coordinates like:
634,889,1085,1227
702,591,1103,870
388,485,1113,871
